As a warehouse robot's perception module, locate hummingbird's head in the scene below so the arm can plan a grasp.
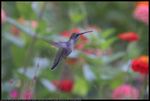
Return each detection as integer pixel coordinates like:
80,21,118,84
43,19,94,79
69,31,93,41
70,33,80,40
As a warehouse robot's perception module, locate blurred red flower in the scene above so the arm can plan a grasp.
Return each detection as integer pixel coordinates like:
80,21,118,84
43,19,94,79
75,44,85,50
18,17,25,24
112,84,139,99
61,28,80,38
18,17,38,29
31,20,38,29
10,26,20,37
83,48,102,56
131,56,149,75
10,89,19,99
1,9,6,23
66,57,84,65
133,1,149,25
66,58,79,65
52,80,74,92
118,32,139,42
136,1,149,7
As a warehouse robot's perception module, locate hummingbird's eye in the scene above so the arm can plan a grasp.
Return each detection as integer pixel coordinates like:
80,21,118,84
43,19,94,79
76,34,79,36
75,34,80,38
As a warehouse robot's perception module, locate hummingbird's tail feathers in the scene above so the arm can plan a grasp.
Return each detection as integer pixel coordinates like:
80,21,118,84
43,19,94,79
51,55,62,70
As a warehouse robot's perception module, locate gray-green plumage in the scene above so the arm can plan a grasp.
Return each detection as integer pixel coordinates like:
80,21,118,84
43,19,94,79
50,31,93,70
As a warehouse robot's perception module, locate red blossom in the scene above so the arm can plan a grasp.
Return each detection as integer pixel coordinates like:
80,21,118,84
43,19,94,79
79,35,89,43
61,28,80,38
131,56,149,75
75,35,89,50
133,1,149,25
136,2,149,7
70,28,80,34
66,58,79,65
83,48,102,56
10,26,20,37
75,44,84,50
112,84,139,99
61,31,69,37
66,58,84,65
118,32,139,42
52,80,74,92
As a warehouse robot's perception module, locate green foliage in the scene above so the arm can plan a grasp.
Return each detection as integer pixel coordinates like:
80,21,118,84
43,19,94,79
73,76,89,96
16,2,36,19
2,1,148,99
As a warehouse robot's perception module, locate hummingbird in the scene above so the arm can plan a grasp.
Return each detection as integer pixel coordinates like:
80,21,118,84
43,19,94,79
50,31,93,70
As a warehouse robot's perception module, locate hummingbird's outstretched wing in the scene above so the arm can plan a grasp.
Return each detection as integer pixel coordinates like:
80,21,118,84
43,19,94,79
50,41,67,48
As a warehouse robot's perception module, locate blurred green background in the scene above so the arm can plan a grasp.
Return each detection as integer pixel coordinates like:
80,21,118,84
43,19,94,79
1,2,149,99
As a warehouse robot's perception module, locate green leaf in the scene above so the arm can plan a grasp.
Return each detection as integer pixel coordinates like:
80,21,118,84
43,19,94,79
127,42,141,59
110,72,126,89
4,32,25,47
101,28,115,38
73,76,89,96
100,37,117,50
11,45,26,67
69,10,85,24
36,21,48,35
16,2,36,19
107,52,125,63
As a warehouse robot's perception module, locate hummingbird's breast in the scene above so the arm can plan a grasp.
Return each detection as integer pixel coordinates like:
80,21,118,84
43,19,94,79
68,39,76,50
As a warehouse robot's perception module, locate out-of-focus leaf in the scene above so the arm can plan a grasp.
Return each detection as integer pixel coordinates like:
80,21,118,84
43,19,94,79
6,17,36,37
83,55,103,66
100,37,117,50
36,21,48,35
32,2,43,16
35,81,51,98
4,32,25,47
101,28,115,38
110,72,125,89
103,52,125,64
16,2,36,19
100,66,121,80
127,42,141,59
69,10,85,24
11,45,26,67
73,76,89,96
3,2,20,18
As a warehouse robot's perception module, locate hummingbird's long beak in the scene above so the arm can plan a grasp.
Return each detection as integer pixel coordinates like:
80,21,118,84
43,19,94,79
78,31,93,35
